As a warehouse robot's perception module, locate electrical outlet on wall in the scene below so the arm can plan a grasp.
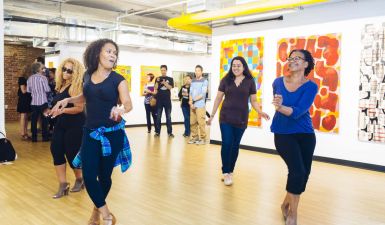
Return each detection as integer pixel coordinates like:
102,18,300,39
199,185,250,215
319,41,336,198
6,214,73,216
5,105,8,109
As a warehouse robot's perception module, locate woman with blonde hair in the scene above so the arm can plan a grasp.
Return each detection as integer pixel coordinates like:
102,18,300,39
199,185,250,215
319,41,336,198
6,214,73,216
48,58,86,198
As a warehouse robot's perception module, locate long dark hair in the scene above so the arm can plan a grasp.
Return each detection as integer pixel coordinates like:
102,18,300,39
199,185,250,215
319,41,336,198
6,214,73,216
83,39,119,75
223,56,253,84
288,49,315,76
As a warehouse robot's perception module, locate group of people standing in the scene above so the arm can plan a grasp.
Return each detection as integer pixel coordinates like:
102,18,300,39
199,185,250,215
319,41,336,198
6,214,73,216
17,57,56,142
16,38,317,225
143,64,209,144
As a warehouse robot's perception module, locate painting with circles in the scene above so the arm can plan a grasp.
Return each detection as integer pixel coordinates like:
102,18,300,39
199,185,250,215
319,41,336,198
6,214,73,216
359,23,385,143
277,33,341,133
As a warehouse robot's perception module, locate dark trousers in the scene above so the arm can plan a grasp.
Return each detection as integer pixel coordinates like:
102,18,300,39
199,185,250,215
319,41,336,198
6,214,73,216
31,103,48,141
50,124,83,169
181,106,190,136
155,100,172,134
274,133,316,195
144,103,157,132
81,128,123,208
220,123,246,174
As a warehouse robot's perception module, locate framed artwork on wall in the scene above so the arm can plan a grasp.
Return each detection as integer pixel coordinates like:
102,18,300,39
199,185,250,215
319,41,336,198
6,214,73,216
277,33,342,133
140,65,161,96
359,23,385,143
114,65,132,92
220,37,264,127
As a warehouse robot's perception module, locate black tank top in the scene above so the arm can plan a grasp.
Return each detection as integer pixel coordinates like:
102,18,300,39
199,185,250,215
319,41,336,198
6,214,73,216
52,86,85,128
83,71,125,129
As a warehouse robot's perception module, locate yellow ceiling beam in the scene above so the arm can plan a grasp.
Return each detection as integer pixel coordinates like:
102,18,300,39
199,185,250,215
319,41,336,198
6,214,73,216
168,0,329,36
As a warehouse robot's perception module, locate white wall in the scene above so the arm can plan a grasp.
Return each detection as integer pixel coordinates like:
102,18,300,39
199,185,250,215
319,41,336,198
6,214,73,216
209,0,385,166
0,0,4,135
57,43,213,125
45,54,60,69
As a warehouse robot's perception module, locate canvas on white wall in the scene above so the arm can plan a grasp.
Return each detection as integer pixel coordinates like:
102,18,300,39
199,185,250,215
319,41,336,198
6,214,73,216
358,23,385,143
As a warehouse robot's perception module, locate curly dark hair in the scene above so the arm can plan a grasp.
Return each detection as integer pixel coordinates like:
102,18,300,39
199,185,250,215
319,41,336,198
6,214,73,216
223,56,253,84
83,39,119,75
288,49,315,76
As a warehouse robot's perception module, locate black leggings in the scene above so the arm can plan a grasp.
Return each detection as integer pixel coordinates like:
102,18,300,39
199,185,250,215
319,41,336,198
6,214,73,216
50,124,82,169
274,133,316,195
81,128,124,208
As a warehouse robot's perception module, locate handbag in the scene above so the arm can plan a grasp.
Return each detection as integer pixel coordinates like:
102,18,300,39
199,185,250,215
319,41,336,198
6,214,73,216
0,131,17,163
149,96,157,107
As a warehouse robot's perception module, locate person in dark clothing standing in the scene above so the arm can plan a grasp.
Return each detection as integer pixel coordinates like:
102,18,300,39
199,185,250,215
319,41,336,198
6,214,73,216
51,39,133,225
17,64,32,140
154,65,174,137
271,49,318,225
207,56,270,186
143,73,157,133
178,75,192,137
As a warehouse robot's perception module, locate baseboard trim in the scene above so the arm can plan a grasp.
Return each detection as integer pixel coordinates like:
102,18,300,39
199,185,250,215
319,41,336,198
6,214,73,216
125,122,183,128
209,140,385,173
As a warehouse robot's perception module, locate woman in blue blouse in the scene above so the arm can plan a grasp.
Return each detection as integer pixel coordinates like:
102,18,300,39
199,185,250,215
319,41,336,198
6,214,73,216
51,39,132,225
271,49,318,225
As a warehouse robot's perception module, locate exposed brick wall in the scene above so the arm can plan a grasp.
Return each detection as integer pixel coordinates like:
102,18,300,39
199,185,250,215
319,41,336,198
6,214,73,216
4,44,44,121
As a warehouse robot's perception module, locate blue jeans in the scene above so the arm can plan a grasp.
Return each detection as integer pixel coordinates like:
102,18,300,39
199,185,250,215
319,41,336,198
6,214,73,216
155,100,172,134
181,106,190,136
220,123,246,174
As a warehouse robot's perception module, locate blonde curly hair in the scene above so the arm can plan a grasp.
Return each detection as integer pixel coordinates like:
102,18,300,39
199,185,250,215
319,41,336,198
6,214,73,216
55,58,85,97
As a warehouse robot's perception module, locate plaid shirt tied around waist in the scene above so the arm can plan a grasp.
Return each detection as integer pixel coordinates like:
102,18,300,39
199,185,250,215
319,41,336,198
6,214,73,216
73,119,132,173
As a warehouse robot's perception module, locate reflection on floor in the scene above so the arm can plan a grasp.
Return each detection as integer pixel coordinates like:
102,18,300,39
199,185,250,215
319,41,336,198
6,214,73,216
1,122,385,225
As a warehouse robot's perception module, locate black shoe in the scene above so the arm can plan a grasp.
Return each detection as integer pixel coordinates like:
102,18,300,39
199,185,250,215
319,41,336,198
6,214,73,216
168,133,175,138
154,133,160,137
32,139,37,142
42,138,50,142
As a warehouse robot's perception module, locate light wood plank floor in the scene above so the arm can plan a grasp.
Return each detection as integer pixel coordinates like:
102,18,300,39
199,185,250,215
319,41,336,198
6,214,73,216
1,122,385,225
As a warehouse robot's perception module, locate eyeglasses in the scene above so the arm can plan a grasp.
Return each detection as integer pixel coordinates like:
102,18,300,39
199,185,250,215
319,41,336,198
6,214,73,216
62,67,73,74
287,56,305,62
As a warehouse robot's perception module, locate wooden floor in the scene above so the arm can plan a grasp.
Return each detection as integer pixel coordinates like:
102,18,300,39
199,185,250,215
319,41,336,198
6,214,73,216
1,122,385,225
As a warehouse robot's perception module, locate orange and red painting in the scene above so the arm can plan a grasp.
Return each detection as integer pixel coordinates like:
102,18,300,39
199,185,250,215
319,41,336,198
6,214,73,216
277,34,341,133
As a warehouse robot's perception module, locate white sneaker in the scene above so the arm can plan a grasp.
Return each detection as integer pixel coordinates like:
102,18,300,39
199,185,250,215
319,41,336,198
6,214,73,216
188,139,198,144
223,173,233,186
196,139,206,145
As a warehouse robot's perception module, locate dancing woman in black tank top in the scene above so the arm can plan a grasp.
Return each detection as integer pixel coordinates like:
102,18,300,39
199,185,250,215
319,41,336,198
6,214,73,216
51,39,132,225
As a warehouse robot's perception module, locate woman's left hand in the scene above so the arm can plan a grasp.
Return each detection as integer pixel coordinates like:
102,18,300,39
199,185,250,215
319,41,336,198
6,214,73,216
259,112,270,121
110,106,125,121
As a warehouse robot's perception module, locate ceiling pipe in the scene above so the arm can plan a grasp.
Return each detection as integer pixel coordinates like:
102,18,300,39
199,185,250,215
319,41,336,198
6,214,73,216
167,0,329,36
4,15,98,29
117,0,195,19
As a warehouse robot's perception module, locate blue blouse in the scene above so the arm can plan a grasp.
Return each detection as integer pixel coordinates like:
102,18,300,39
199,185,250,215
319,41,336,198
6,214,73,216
270,77,318,134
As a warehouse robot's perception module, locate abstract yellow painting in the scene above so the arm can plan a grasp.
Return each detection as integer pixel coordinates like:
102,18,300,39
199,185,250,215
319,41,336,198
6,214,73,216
140,66,161,96
220,37,264,127
114,65,132,92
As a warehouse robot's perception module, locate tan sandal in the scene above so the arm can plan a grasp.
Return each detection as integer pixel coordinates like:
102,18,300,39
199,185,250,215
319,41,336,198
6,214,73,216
103,213,116,225
88,207,100,225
